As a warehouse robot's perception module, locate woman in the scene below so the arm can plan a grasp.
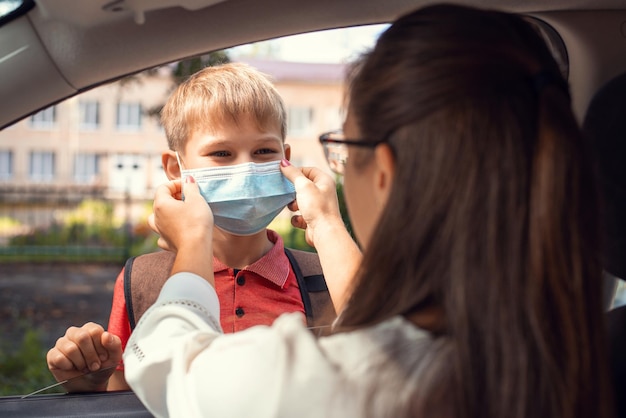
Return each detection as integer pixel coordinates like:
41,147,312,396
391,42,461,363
124,4,613,418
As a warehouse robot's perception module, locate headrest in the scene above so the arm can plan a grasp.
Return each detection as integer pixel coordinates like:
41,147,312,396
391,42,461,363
583,73,626,280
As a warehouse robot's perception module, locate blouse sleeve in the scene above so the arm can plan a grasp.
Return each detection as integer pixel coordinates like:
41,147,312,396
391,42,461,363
123,272,340,418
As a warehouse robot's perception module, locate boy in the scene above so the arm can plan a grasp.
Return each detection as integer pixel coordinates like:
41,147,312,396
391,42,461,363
46,63,334,392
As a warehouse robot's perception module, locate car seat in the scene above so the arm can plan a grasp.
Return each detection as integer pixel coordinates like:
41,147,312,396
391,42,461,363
582,72,626,418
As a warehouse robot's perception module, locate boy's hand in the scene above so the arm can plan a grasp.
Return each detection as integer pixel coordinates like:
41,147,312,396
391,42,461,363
46,322,122,392
148,177,213,254
279,160,343,248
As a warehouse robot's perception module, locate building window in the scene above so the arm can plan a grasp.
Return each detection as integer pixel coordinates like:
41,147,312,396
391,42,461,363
74,153,99,184
29,106,57,129
79,100,100,130
287,106,314,136
0,150,12,181
29,151,55,182
116,102,143,131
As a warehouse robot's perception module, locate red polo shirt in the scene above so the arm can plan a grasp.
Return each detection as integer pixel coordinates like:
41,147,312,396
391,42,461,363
107,230,305,370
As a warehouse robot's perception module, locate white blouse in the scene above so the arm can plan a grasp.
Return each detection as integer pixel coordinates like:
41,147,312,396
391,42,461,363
123,273,433,418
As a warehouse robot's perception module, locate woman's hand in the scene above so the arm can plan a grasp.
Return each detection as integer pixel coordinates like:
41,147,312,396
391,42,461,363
148,177,213,254
149,176,215,282
279,160,344,248
280,159,361,312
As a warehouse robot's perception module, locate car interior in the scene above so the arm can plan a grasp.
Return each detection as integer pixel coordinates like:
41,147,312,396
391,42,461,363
1,0,626,416
583,72,626,418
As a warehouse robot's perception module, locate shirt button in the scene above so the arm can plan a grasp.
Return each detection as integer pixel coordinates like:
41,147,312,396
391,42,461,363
235,307,245,318
236,275,246,286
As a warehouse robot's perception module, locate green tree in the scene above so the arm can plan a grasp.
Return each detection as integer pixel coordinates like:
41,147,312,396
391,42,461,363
172,51,230,84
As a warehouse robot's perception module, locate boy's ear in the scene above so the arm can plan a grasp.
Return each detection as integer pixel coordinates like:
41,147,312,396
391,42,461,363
162,151,181,180
283,143,291,161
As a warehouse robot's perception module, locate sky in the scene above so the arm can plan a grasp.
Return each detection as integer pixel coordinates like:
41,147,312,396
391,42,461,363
228,24,389,64
0,0,20,16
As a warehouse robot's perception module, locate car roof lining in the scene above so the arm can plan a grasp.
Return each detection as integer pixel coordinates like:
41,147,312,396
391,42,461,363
30,0,626,91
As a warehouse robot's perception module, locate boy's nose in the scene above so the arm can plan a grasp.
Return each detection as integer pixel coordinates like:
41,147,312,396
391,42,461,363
233,156,255,165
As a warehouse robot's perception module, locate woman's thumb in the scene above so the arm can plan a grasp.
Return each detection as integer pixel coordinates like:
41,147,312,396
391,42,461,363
279,159,302,184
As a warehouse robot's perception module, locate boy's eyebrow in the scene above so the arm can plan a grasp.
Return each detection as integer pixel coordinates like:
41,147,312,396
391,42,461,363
200,139,233,148
198,136,283,151
205,136,283,146
254,136,284,145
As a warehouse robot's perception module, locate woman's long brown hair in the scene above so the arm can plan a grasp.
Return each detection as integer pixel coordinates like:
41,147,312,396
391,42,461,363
337,5,613,418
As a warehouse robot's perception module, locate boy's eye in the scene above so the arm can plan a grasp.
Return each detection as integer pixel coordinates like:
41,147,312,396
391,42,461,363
255,148,278,155
210,150,231,157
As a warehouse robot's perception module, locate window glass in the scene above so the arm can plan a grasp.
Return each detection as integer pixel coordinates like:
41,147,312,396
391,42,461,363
0,149,12,180
0,24,386,397
0,17,580,399
79,100,100,131
74,153,100,184
0,0,21,15
614,280,626,308
116,102,143,131
28,106,56,129
29,151,55,182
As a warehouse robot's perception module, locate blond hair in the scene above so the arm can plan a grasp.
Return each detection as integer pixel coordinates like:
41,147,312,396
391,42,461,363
161,62,286,151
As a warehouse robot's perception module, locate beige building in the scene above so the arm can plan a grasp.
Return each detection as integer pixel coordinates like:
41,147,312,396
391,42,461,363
0,58,345,225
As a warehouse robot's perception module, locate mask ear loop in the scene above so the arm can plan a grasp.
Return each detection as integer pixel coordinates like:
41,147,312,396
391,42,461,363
175,151,185,179
175,151,187,201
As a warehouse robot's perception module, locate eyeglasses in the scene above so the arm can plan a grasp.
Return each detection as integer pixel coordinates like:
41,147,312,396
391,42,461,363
318,130,386,175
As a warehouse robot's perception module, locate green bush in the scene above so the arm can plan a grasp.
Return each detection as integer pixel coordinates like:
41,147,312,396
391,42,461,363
269,216,314,251
335,180,354,239
4,199,160,262
9,200,122,247
0,216,22,232
0,326,63,396
3,180,356,262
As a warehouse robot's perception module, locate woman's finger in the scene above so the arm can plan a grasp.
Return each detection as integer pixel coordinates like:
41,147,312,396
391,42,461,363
158,179,182,198
156,236,172,252
148,212,172,251
291,215,307,230
287,200,299,212
147,213,157,234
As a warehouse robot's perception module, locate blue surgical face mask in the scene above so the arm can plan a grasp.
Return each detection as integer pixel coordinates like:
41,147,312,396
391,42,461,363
177,157,295,236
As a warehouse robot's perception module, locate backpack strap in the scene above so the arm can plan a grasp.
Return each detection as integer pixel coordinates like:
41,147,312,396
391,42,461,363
125,251,176,330
123,256,137,330
284,248,336,334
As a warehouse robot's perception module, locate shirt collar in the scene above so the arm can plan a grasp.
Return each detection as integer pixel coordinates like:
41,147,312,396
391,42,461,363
212,230,290,288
